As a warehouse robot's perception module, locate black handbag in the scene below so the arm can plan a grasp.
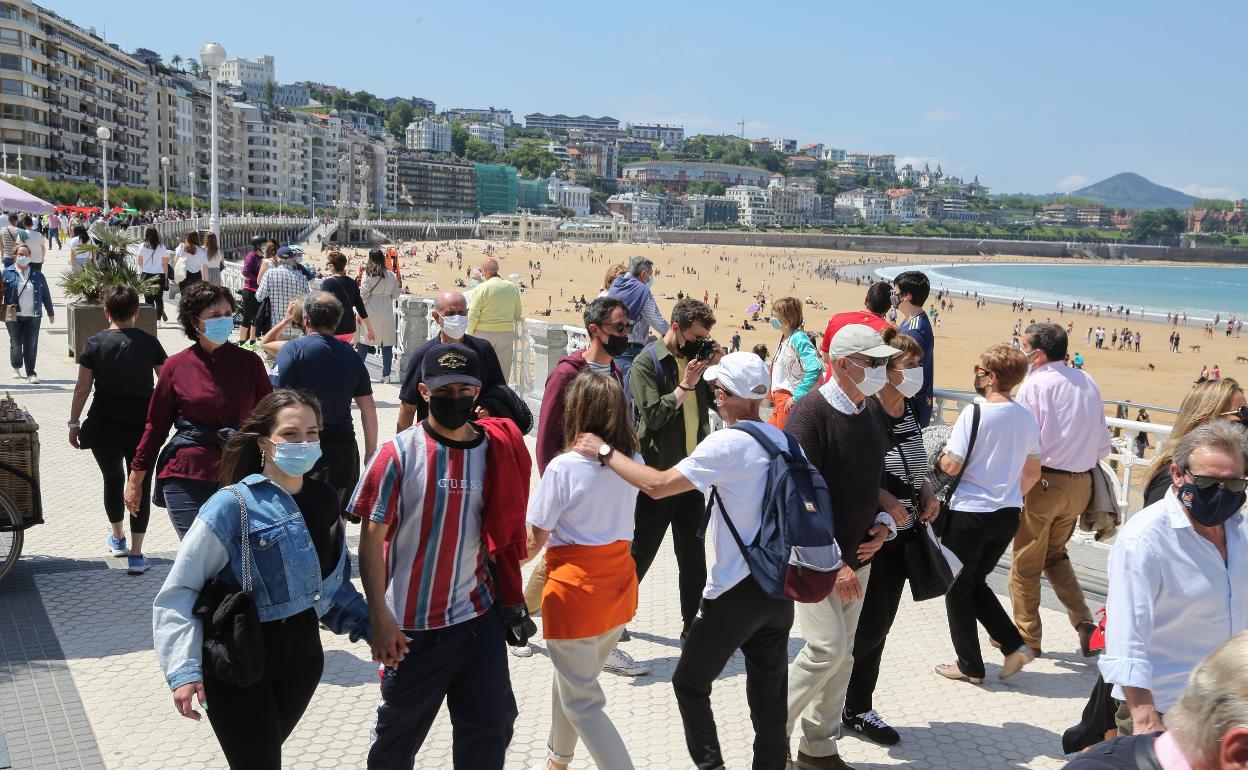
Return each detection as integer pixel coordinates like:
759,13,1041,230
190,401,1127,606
192,486,265,688
890,413,962,601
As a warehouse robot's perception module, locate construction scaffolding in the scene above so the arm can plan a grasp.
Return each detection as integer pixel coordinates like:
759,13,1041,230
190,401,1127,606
474,163,518,215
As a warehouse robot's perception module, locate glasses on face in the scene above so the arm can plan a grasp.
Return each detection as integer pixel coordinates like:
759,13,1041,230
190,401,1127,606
973,367,991,379
602,321,634,334
1220,406,1248,424
1184,470,1248,493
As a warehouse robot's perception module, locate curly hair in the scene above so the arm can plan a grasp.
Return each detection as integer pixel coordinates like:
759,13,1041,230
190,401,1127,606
178,282,237,341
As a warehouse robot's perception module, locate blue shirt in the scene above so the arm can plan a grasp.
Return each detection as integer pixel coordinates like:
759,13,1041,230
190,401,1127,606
899,312,934,427
275,333,372,432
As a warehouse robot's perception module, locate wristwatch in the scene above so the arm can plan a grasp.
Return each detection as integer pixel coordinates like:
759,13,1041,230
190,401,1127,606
598,444,615,466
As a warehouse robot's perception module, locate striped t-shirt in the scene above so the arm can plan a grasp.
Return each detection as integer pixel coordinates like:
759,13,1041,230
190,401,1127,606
882,400,927,531
348,422,492,631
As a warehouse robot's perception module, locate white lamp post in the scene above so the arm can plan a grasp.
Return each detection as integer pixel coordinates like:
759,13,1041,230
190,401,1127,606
188,171,195,219
96,126,111,212
199,42,227,240
278,191,283,217
160,156,170,212
311,195,316,219
241,185,246,217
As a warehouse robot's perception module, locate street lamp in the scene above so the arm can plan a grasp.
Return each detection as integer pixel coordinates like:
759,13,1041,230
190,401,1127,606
160,156,170,212
278,191,283,217
199,42,227,240
241,185,246,217
96,126,111,212
188,171,195,219
311,195,316,219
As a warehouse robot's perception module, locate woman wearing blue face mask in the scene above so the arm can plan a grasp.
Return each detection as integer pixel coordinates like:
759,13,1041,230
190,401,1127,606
766,296,823,429
127,283,273,539
153,389,370,768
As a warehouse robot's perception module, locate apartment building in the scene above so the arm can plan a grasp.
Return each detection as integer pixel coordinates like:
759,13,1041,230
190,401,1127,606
219,53,274,90
726,185,775,228
548,175,591,217
446,106,512,126
405,116,451,153
868,154,896,179
838,152,870,175
771,138,797,154
394,149,475,219
630,123,683,143
835,188,890,224
525,113,620,133
605,191,662,224
467,121,505,151
621,160,772,193
685,195,738,227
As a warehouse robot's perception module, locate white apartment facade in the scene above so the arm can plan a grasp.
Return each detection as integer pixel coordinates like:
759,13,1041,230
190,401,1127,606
726,184,775,228
219,54,274,88
405,116,451,153
835,188,890,224
548,175,591,217
467,121,505,150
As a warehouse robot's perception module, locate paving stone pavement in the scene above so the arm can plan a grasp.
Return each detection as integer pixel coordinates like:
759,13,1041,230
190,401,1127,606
0,245,1101,769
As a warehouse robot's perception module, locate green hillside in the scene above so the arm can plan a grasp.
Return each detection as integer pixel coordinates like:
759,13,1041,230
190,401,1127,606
1071,172,1196,210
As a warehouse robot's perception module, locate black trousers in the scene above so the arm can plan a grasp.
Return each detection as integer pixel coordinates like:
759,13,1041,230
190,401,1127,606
142,273,166,320
673,577,793,770
942,507,1026,679
91,446,151,534
845,527,916,716
631,488,707,632
369,607,517,769
309,430,360,516
203,609,324,770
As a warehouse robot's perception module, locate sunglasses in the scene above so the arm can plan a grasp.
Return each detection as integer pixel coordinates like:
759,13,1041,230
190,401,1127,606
1220,406,1248,424
1185,470,1248,493
602,322,635,334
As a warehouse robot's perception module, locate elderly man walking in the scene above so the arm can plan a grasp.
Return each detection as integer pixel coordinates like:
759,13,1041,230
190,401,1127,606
256,246,310,340
1098,421,1248,738
466,258,522,382
1013,322,1110,656
607,256,668,379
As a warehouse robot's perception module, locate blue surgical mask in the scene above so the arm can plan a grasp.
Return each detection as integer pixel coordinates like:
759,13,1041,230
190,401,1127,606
647,275,655,287
200,316,233,345
770,317,783,330
269,440,322,477
15,256,30,269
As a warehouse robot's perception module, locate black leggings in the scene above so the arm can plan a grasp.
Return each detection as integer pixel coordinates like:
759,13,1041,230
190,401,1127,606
92,447,150,534
203,609,324,769
143,273,166,320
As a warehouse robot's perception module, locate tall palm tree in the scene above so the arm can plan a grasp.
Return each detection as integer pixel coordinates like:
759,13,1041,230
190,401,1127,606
186,58,201,76
170,54,182,70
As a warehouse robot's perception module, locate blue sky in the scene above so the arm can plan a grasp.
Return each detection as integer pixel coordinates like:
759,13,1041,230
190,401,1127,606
55,0,1245,198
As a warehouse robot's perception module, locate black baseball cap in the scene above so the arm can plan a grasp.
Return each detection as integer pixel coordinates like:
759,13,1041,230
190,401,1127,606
250,235,266,248
422,343,481,390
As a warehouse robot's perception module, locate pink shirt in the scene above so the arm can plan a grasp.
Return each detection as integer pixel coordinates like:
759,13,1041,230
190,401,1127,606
1015,361,1112,472
1154,732,1193,770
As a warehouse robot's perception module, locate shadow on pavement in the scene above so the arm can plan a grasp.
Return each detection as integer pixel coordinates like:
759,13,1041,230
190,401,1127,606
865,720,1068,769
320,647,378,688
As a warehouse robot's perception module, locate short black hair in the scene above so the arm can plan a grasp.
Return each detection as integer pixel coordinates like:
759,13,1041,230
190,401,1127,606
304,292,343,331
1025,322,1068,362
893,270,931,306
103,284,139,320
178,283,237,340
6,214,15,225
672,298,715,330
865,282,892,314
583,297,627,331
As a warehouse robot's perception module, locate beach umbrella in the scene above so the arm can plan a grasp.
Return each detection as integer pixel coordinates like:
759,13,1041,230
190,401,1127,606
747,304,761,313
0,178,55,215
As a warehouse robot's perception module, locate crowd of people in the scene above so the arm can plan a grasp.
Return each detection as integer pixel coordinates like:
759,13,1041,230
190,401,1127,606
5,211,1248,770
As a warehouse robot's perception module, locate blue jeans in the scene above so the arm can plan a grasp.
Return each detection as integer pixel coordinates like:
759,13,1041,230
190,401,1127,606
361,344,394,377
6,315,40,377
161,477,220,540
613,341,646,383
48,231,62,249
368,607,516,769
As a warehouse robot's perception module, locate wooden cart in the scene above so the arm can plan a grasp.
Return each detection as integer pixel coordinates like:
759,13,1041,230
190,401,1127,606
0,396,41,583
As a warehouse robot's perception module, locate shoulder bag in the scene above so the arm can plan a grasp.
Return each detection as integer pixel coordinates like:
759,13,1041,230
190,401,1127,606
889,404,965,600
932,403,980,537
3,274,32,323
191,486,265,688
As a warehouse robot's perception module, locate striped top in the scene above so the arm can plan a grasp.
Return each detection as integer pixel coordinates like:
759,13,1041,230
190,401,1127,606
879,399,927,530
348,422,493,631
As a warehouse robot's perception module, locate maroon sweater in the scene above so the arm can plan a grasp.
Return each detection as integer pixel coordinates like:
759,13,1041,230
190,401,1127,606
535,350,623,474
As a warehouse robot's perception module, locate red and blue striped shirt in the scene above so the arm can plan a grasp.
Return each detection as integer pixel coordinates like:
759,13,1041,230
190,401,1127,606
348,422,492,631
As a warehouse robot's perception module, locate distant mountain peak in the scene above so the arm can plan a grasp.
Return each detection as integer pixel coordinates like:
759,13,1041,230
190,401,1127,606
1071,173,1197,211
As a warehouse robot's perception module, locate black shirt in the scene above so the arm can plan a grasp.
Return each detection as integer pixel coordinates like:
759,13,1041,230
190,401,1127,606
321,275,368,336
1144,468,1170,508
400,334,507,422
1060,734,1163,769
291,478,341,578
79,327,168,399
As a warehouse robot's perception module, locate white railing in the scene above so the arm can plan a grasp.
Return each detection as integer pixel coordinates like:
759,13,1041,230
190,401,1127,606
931,388,1172,526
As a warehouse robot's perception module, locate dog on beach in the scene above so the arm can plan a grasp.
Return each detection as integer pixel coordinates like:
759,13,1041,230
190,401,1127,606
1148,363,1156,371
1236,355,1248,364
1191,345,1202,353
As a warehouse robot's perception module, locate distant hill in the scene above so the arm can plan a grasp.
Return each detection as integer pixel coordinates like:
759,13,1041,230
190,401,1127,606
1071,173,1196,211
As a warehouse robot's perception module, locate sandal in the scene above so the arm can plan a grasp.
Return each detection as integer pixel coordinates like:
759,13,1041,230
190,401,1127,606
935,662,983,685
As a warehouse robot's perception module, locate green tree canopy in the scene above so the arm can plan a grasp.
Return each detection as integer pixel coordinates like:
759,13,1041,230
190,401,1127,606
500,144,559,178
463,138,498,163
451,123,469,157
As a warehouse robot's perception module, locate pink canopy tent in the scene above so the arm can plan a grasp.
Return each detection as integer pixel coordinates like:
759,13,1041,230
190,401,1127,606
0,178,56,215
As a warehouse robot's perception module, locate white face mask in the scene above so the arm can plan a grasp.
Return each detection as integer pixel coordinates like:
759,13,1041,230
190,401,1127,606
895,366,924,398
437,313,469,340
848,358,889,397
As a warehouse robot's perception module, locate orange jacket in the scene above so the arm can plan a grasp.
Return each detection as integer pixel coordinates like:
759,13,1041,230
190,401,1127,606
542,540,637,639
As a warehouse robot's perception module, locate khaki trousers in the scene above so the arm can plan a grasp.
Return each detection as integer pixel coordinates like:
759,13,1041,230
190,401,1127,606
547,624,633,769
475,329,516,384
786,564,872,758
1009,470,1094,649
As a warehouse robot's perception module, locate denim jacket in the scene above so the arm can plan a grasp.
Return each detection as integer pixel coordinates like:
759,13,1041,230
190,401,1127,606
2,266,54,318
152,474,370,690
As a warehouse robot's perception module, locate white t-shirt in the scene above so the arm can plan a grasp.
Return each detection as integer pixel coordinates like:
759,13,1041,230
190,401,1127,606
675,420,792,599
945,402,1041,512
203,249,223,269
527,451,639,548
22,231,43,264
176,244,206,273
68,236,89,266
137,244,168,274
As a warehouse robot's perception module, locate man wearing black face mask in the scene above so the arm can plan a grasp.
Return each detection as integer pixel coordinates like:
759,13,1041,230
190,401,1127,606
1100,420,1248,739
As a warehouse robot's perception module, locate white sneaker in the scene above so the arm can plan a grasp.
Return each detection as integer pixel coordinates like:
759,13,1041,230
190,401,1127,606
382,374,392,384
509,643,534,658
26,375,39,384
603,646,650,676
11,369,22,379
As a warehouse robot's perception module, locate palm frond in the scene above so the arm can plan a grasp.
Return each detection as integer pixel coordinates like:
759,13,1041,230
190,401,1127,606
58,259,159,305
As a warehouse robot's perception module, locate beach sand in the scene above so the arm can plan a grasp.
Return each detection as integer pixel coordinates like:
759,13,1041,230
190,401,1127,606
312,239,1246,423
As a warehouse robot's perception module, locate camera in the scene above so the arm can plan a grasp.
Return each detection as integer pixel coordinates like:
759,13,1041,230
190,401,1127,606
692,339,717,361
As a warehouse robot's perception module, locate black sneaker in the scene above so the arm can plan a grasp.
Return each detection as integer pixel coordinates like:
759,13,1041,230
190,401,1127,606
842,708,900,746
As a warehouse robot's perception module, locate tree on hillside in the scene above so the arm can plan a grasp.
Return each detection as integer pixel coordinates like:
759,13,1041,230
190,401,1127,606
186,58,201,77
451,123,468,157
170,54,182,70
463,138,498,163
1129,208,1186,244
501,144,559,178
262,80,277,108
1194,198,1236,212
385,100,416,142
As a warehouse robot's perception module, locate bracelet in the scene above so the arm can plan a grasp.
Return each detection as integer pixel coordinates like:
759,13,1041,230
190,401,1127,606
67,420,80,428
676,384,693,391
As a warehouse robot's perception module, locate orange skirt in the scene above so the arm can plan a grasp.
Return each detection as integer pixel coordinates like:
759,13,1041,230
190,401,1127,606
768,389,794,429
541,541,638,640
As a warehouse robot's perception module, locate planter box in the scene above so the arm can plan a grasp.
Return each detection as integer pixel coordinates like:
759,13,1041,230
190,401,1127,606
66,304,158,359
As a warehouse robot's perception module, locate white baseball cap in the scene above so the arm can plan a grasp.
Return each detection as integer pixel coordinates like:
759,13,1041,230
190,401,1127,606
828,324,901,359
704,352,770,400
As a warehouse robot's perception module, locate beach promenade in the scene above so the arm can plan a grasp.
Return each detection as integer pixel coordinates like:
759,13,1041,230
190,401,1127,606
0,244,1105,769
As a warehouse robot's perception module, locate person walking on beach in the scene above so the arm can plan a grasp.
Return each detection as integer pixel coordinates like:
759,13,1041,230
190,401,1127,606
466,258,522,382
1013,323,1110,657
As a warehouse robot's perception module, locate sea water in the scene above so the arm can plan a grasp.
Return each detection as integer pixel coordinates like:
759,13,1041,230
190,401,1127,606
875,263,1248,322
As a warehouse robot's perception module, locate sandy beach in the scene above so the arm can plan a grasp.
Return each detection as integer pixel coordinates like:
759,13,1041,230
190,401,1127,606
312,240,1246,423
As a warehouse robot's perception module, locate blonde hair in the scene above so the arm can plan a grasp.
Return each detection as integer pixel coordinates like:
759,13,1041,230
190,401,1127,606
771,296,803,331
1149,377,1243,480
602,263,627,291
880,327,923,365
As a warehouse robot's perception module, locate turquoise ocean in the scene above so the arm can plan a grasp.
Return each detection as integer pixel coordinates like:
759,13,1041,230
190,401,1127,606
875,263,1248,323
